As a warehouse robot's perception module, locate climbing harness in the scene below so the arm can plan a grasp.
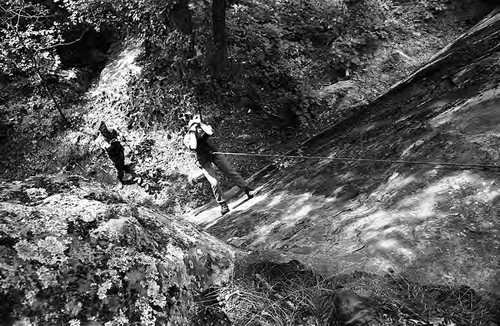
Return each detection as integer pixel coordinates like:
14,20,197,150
211,151,500,171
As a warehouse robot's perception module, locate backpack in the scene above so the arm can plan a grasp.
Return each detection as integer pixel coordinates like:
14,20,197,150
183,130,197,150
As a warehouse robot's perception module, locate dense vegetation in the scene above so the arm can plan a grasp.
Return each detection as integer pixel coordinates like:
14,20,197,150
0,1,498,324
1,0,495,210
1,0,494,135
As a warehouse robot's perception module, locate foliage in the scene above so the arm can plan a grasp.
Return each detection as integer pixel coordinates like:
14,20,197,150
419,0,448,12
130,147,209,215
1,0,403,210
0,1,63,79
120,0,397,132
416,0,449,20
0,0,419,139
0,0,110,141
219,0,394,127
0,0,111,79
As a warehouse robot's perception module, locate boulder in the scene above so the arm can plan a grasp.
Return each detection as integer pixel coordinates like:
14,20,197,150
0,174,238,325
316,80,358,100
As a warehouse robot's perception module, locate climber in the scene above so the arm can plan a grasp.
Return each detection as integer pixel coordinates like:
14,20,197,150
96,121,139,188
184,113,253,215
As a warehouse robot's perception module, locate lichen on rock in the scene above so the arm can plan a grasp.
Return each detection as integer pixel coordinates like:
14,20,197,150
0,174,237,325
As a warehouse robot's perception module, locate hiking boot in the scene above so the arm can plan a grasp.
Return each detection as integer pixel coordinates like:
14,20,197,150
220,202,230,215
244,187,254,199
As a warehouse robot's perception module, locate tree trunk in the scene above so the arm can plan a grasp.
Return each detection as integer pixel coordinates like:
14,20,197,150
172,0,193,35
211,0,228,76
171,0,197,68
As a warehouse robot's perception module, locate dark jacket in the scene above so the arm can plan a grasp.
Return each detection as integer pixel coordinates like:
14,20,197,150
107,139,125,168
195,132,218,165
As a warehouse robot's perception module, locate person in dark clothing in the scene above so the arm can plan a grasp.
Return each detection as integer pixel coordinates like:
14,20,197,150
184,114,253,215
97,122,136,188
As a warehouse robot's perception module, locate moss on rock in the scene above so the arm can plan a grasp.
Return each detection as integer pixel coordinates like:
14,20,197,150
0,174,237,325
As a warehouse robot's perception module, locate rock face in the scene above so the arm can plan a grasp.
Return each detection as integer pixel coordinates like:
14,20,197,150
187,10,500,293
0,175,237,325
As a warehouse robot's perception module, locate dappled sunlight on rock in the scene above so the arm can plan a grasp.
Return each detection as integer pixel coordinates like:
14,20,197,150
384,172,416,191
365,257,401,274
195,156,500,290
400,139,427,158
391,178,443,212
362,211,401,231
282,204,313,223
251,203,315,247
483,188,500,202
263,190,284,207
251,220,283,246
186,11,500,294
430,85,500,151
370,238,417,262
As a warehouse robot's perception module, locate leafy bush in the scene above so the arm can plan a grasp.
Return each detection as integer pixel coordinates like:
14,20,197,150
103,0,396,133
224,0,333,127
219,0,394,128
0,0,396,151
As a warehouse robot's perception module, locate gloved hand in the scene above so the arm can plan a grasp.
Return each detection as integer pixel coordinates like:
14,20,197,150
188,120,199,131
192,114,201,124
188,115,201,130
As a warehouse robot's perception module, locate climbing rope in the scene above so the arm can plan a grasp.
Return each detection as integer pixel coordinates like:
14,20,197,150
212,151,500,171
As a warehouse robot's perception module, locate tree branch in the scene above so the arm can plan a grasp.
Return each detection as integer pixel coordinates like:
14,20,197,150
12,24,69,125
38,28,88,51
0,2,56,26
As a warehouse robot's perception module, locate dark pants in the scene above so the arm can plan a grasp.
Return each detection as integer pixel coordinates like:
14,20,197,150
114,161,134,183
107,142,133,183
200,154,249,203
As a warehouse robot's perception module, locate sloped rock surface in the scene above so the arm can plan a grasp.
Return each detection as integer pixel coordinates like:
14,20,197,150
0,174,237,325
187,10,500,295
